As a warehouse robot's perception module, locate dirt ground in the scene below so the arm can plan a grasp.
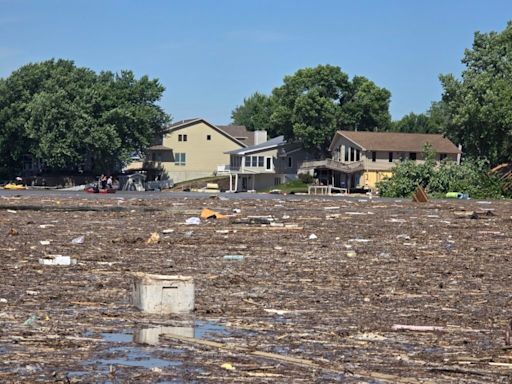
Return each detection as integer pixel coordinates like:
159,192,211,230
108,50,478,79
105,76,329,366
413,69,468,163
0,193,511,383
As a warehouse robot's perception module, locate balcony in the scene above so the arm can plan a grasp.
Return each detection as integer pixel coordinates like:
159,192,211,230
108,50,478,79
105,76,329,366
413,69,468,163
299,159,365,173
143,160,164,170
216,165,237,174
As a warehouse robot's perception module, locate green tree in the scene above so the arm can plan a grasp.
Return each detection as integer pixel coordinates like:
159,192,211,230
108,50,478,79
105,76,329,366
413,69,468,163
0,59,170,176
391,112,438,133
232,65,391,156
231,92,275,135
391,101,448,133
440,21,512,165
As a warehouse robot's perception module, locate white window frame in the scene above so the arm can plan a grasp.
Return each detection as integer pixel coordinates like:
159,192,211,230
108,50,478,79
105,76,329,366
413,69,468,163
175,152,186,166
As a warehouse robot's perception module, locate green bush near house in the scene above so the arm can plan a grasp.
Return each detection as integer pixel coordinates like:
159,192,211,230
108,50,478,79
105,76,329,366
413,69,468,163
260,179,310,194
298,172,314,184
377,145,506,199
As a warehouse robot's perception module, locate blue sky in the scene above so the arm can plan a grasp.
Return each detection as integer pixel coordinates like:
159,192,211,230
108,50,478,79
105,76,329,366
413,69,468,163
1,0,511,124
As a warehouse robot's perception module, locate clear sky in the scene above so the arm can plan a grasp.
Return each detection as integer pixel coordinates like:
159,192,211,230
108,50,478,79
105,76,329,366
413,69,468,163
1,0,511,124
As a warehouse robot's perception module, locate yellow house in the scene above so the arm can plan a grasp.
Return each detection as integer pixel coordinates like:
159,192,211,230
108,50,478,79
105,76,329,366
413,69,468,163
300,131,461,191
144,118,267,184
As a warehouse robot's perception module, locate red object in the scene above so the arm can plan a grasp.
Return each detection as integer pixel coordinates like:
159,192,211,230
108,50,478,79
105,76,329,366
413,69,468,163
84,187,116,194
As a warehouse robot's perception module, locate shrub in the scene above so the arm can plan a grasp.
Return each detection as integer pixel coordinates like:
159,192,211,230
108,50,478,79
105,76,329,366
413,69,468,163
377,145,506,199
298,172,314,184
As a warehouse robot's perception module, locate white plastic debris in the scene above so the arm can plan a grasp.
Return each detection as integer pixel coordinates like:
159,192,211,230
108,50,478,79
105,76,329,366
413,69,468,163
38,255,77,266
39,240,50,246
232,208,241,214
7,209,16,214
71,235,85,244
308,234,318,240
162,229,174,234
185,217,200,225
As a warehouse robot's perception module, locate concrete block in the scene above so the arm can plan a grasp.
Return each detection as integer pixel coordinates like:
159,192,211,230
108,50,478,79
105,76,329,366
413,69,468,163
131,273,194,314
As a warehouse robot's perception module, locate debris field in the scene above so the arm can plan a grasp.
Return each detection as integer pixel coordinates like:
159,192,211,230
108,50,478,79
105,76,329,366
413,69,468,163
0,193,511,383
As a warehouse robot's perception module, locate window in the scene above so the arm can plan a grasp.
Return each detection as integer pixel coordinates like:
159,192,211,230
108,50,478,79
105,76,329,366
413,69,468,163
174,152,186,166
244,156,251,167
372,151,376,162
388,152,393,162
350,147,355,162
287,156,293,168
207,135,211,141
266,157,272,170
258,156,264,167
344,147,349,162
440,153,447,161
409,152,417,161
178,134,187,142
356,149,361,162
251,156,257,167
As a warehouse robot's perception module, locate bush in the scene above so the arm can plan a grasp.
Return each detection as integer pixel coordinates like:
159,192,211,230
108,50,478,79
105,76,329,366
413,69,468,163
298,172,314,184
377,145,506,199
378,158,505,199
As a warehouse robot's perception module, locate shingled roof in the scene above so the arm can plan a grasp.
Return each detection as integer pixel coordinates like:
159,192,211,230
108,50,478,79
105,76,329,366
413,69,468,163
217,125,255,146
332,131,461,154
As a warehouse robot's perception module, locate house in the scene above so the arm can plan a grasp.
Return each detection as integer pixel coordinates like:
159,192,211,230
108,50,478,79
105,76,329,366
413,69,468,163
220,136,315,192
300,131,461,191
143,118,267,184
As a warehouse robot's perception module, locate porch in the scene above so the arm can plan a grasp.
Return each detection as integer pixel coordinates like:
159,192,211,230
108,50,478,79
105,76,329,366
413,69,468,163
299,159,368,193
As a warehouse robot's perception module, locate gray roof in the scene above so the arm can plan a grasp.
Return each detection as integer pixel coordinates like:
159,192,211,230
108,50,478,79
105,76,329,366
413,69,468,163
167,118,201,129
331,131,461,154
147,144,172,151
217,125,255,146
225,136,285,155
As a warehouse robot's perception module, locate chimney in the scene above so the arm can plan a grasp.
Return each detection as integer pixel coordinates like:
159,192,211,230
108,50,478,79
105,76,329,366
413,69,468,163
253,130,267,145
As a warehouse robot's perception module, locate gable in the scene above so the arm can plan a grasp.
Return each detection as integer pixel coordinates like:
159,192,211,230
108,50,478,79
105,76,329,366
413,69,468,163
164,119,247,147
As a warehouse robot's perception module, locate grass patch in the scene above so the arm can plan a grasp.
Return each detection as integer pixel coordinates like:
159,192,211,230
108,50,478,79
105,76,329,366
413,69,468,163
259,179,310,194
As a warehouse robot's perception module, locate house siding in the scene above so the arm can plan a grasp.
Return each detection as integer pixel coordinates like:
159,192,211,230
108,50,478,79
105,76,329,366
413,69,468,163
161,121,243,183
330,135,458,189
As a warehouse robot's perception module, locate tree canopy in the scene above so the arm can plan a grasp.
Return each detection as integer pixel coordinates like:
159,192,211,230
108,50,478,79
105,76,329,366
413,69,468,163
232,65,391,156
390,102,448,133
440,21,512,165
231,92,275,135
0,59,170,176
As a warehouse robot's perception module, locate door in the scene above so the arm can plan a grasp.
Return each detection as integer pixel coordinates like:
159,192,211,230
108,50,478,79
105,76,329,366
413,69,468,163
241,176,248,191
